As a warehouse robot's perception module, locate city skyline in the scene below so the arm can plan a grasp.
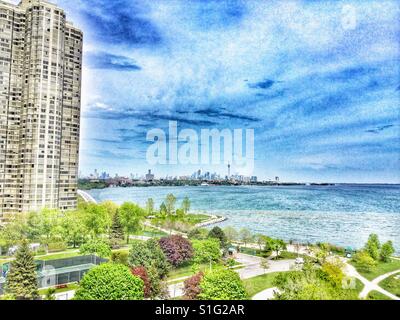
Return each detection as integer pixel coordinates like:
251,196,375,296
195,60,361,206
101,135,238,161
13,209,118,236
8,0,400,184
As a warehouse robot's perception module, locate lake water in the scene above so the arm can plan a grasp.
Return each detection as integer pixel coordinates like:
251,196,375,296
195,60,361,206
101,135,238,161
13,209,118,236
87,185,400,251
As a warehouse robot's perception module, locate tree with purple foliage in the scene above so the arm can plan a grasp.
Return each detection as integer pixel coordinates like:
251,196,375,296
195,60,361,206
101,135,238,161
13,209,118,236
159,235,194,267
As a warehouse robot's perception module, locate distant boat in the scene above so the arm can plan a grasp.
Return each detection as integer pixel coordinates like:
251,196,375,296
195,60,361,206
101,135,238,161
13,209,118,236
201,182,209,186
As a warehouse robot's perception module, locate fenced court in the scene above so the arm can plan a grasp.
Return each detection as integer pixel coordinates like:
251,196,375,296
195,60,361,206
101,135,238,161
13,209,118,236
0,255,107,295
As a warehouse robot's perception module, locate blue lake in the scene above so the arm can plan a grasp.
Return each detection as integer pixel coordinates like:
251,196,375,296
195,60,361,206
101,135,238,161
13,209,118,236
87,184,400,251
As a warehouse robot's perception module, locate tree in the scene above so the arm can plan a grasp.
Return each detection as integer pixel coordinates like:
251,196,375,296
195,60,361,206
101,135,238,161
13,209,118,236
265,237,287,259
0,213,28,249
83,203,110,238
5,240,38,300
119,202,145,243
181,197,191,214
320,258,345,287
131,266,152,298
380,241,395,262
255,234,267,251
165,193,177,215
198,269,248,300
260,259,270,274
79,239,112,258
192,239,222,264
146,198,155,216
183,272,204,300
208,227,228,249
128,239,170,279
159,235,194,267
74,263,144,300
365,234,380,261
352,251,377,273
223,226,238,243
99,201,119,222
239,228,253,247
61,210,87,248
159,202,167,216
109,210,125,249
188,228,208,240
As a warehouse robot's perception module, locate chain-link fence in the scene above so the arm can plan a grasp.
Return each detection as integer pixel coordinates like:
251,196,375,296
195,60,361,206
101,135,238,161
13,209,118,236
0,255,107,295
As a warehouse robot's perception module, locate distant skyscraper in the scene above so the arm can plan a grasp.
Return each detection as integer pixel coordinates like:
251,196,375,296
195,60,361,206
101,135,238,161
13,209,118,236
0,0,83,222
228,163,231,178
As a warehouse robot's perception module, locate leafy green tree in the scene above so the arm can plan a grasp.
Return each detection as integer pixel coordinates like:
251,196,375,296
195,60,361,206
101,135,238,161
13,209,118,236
109,210,125,249
320,258,345,287
119,202,145,243
79,239,112,258
365,234,380,261
159,202,167,216
0,213,28,249
380,241,395,262
208,227,228,249
74,263,144,300
260,259,270,274
128,239,170,279
352,251,377,273
265,237,287,259
5,240,38,300
146,198,155,216
188,228,208,240
239,228,253,247
165,194,177,215
223,226,238,243
181,197,191,214
99,201,119,225
83,203,110,238
198,269,248,300
192,239,222,264
61,210,87,248
254,234,267,251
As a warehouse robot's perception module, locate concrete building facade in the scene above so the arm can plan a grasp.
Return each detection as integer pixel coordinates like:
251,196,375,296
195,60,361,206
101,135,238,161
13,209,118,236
0,0,82,222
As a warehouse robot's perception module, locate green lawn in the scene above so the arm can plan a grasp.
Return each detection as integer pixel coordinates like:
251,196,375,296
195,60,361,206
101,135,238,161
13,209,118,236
167,262,220,281
38,283,79,295
351,258,400,280
133,225,168,238
379,272,400,298
36,251,82,261
242,272,282,297
185,214,212,225
367,290,392,300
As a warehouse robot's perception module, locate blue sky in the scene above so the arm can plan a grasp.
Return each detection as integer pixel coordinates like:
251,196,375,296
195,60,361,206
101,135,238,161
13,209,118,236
17,0,400,182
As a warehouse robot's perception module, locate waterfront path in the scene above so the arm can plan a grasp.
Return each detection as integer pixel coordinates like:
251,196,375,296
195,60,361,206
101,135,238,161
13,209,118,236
168,253,295,299
77,190,97,204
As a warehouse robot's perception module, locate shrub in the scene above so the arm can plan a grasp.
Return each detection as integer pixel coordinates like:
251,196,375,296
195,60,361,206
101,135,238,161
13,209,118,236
192,239,221,264
352,251,377,273
74,263,144,300
159,235,194,267
131,266,151,298
198,269,248,300
111,251,129,265
47,241,67,253
183,272,204,300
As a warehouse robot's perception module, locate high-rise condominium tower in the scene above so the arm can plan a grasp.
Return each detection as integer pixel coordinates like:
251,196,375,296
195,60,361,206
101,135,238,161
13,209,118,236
0,0,82,222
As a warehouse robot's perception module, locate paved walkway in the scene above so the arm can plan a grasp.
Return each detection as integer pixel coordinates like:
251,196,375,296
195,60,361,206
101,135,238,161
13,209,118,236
252,287,281,300
77,190,97,204
168,253,295,298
